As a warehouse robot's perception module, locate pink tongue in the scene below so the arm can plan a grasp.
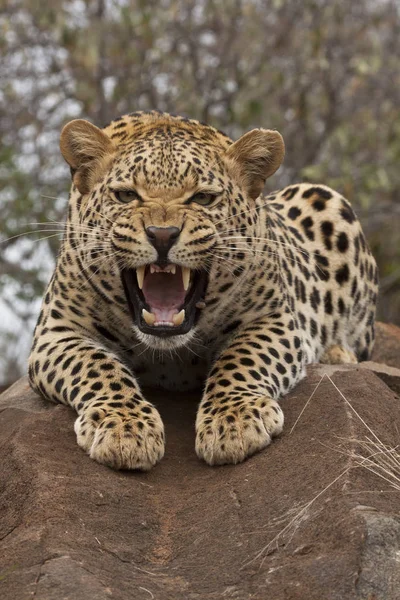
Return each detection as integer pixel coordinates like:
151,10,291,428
142,271,186,322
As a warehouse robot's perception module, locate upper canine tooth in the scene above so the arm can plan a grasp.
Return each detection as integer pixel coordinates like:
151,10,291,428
142,308,156,325
172,309,185,326
182,267,190,291
136,266,145,289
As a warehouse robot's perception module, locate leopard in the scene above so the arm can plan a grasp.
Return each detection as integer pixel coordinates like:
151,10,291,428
28,110,378,470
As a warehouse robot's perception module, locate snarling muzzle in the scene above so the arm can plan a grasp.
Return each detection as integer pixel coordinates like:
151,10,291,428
121,263,208,336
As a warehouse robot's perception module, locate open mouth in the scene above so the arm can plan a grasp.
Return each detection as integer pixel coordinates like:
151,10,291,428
121,264,208,336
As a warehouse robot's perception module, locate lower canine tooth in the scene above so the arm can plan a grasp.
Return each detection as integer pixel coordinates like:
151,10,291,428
136,266,145,289
182,267,190,291
142,309,156,325
172,309,185,326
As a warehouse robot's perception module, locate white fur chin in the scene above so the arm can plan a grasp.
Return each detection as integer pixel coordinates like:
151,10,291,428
133,326,197,351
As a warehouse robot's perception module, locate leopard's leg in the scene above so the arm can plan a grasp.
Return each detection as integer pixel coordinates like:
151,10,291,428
29,333,164,470
319,345,358,365
196,311,305,465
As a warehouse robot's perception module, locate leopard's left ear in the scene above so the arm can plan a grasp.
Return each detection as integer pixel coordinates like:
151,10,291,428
225,129,285,200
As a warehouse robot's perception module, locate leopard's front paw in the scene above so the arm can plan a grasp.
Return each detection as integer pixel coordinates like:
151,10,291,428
195,396,283,466
74,403,165,471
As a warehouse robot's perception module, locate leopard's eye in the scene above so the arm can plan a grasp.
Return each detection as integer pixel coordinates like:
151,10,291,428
189,192,218,206
114,190,141,204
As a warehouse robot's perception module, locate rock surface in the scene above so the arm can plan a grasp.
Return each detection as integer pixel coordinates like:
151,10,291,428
1,325,400,600
372,321,400,368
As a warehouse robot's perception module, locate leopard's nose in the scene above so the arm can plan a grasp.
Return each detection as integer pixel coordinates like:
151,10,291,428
146,226,181,262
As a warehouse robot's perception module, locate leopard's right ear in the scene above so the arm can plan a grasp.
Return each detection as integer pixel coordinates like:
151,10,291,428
60,119,115,194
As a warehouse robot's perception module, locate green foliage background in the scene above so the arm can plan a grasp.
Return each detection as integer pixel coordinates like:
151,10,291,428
0,0,399,384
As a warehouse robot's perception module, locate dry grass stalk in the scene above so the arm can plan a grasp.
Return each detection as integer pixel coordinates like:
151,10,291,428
244,371,399,567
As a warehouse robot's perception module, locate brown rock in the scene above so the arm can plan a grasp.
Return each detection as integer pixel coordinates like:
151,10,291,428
1,364,400,600
372,322,400,368
315,360,400,397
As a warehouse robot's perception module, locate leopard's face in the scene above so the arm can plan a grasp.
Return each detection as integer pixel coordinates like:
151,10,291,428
61,112,285,349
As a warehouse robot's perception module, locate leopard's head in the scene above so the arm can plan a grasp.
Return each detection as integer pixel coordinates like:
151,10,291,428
60,111,284,348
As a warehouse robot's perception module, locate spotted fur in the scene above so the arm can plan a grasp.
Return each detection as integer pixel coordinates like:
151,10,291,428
28,111,378,469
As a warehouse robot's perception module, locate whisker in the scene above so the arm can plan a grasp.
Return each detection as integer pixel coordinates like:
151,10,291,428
219,235,312,258
204,253,246,277
213,195,277,226
90,208,116,227
40,194,68,201
0,229,67,245
214,245,305,270
32,222,109,234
